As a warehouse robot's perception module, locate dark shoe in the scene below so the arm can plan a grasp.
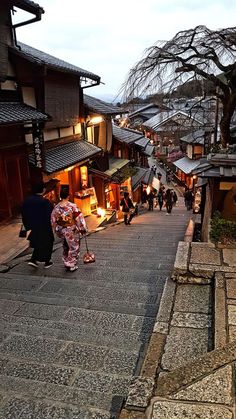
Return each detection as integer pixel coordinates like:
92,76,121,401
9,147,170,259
28,260,38,268
44,261,53,269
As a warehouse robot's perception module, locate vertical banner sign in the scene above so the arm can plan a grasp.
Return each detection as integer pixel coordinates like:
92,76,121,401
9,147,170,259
32,123,45,171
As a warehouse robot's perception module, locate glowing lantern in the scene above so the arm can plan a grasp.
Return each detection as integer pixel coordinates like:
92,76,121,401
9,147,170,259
97,207,106,217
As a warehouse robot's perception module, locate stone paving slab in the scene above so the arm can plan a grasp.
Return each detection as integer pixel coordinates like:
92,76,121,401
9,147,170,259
171,312,211,328
0,335,64,362
151,399,233,419
171,364,233,405
190,243,221,265
161,327,210,371
174,284,212,313
223,248,236,266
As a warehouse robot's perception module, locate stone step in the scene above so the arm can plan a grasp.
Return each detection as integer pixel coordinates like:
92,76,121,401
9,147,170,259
0,269,168,288
0,374,125,416
0,291,159,317
0,307,155,351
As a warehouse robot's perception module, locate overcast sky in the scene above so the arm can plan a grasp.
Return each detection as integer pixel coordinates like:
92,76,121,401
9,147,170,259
14,0,236,102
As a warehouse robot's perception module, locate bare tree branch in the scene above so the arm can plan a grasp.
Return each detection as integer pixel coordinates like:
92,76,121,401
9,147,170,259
121,25,236,146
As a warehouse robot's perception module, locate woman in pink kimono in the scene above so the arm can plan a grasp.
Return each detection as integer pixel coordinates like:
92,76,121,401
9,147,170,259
51,188,87,271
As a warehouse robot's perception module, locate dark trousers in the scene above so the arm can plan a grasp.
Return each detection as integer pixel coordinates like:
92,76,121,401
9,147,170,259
166,203,172,214
148,200,154,211
32,240,53,263
124,212,134,225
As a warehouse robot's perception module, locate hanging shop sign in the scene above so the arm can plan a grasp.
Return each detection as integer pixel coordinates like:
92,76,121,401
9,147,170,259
32,124,45,170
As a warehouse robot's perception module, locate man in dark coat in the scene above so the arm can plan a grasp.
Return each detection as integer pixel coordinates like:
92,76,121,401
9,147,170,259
22,182,54,268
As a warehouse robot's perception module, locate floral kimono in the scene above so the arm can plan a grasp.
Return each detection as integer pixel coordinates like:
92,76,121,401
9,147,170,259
51,201,87,269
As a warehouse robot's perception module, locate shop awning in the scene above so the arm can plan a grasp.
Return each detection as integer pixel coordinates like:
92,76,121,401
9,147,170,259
173,156,201,174
104,157,130,177
0,102,50,125
143,168,154,185
89,168,111,179
132,167,147,190
29,140,101,174
143,144,155,156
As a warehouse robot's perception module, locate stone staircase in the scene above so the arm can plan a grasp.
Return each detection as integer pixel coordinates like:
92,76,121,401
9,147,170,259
0,203,190,418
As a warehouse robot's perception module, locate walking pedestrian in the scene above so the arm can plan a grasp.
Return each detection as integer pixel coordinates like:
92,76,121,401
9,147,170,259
147,189,155,211
21,182,54,268
120,192,135,225
141,188,148,206
172,190,178,206
184,188,194,211
165,188,174,215
157,186,165,211
51,187,87,271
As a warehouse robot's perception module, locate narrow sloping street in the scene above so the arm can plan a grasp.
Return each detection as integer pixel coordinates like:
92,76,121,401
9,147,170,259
0,198,190,418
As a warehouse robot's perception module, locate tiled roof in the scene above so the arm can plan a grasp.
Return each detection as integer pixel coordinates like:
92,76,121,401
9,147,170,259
180,129,206,145
11,43,100,82
173,156,201,174
198,166,236,177
132,167,148,190
84,95,124,115
112,124,144,145
143,169,154,185
134,137,150,148
15,0,44,14
0,102,50,125
29,140,101,174
129,103,160,117
143,110,204,131
143,144,155,157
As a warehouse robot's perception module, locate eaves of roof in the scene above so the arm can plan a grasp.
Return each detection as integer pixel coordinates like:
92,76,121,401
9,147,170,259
112,124,143,145
143,169,154,185
144,110,204,131
132,167,147,190
143,144,154,157
84,94,124,115
10,43,100,83
0,101,50,125
134,137,150,148
173,156,201,174
29,140,101,174
104,157,130,177
14,0,44,15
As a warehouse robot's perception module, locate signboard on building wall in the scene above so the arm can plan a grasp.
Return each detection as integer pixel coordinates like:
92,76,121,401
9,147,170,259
32,124,45,170
220,182,236,190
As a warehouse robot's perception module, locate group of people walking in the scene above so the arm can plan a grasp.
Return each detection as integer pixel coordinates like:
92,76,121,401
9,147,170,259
22,183,87,272
141,186,178,214
21,178,191,269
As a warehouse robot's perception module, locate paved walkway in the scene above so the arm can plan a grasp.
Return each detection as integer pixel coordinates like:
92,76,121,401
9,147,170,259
0,198,190,418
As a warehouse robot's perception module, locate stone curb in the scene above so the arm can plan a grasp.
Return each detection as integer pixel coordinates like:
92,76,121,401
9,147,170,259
153,339,236,398
214,272,227,349
119,277,177,416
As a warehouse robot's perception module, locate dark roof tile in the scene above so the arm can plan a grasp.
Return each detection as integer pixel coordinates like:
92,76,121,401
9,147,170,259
29,140,101,174
84,95,124,115
0,102,50,125
11,43,100,82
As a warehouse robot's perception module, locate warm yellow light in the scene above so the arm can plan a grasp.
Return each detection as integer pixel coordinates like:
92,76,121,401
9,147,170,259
89,116,103,125
192,175,197,180
97,207,106,217
146,186,151,195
